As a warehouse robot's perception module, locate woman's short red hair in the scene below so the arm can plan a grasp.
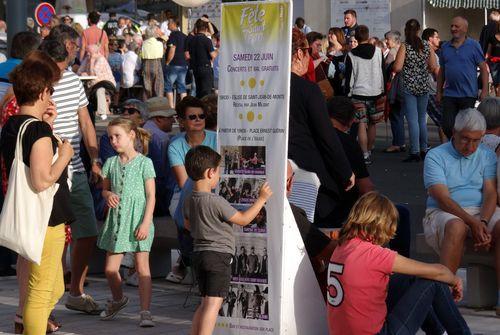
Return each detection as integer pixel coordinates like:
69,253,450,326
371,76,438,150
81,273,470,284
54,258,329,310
9,50,61,106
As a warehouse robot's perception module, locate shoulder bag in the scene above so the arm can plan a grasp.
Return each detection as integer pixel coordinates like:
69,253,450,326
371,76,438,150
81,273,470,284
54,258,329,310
0,119,59,264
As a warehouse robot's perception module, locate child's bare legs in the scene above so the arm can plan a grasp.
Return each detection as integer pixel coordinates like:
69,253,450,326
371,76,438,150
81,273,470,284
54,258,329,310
134,252,152,311
191,296,224,335
104,253,124,301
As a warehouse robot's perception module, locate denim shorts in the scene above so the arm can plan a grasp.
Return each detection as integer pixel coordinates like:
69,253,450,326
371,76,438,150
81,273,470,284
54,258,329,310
164,65,188,93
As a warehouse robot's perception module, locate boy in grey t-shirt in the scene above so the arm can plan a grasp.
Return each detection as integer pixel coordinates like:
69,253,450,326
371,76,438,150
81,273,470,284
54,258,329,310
183,146,272,335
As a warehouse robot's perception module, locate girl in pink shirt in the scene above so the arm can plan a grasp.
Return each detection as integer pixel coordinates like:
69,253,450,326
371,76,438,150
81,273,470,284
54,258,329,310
327,192,471,335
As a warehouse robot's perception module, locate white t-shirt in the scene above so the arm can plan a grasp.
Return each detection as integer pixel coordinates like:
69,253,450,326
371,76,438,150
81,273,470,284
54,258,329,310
160,21,171,38
122,51,141,88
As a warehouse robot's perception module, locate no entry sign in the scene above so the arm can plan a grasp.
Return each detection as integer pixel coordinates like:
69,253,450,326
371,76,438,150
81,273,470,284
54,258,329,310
34,2,56,27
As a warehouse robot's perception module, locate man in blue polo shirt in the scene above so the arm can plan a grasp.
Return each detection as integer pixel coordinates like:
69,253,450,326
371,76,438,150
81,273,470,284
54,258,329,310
436,16,489,139
423,108,500,315
0,31,41,103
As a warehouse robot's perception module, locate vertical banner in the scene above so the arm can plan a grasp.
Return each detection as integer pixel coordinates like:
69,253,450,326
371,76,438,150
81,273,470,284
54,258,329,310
217,1,291,334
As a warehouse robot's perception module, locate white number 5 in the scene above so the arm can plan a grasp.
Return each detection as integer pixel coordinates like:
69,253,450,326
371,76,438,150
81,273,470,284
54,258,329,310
327,262,344,307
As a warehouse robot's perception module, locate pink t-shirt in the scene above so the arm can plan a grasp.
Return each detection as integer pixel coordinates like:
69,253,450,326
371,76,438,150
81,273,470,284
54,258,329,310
327,237,397,335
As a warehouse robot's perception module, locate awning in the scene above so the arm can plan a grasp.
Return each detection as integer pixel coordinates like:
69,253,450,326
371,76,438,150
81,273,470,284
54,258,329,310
427,0,499,8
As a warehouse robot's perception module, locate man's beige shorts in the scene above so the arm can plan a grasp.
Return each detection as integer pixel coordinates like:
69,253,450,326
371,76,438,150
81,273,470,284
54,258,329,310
422,207,500,254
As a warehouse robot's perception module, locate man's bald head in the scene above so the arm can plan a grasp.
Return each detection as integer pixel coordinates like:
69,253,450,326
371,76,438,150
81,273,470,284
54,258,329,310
451,16,468,40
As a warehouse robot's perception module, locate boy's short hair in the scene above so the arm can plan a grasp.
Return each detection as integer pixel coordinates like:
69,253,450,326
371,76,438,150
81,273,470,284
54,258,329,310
185,146,221,181
327,96,355,126
354,25,370,43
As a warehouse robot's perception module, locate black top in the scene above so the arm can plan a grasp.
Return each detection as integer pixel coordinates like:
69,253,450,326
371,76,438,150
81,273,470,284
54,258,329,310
291,203,331,258
187,33,214,68
0,115,74,226
335,128,369,215
288,72,352,222
479,21,497,55
103,19,119,37
167,30,188,67
489,34,500,59
342,23,358,41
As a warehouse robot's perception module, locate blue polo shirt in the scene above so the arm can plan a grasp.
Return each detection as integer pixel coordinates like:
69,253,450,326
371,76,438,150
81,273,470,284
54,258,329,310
0,58,21,80
440,38,484,98
424,142,496,209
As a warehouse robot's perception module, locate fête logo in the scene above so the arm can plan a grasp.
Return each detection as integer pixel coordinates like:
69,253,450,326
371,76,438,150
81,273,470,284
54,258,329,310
240,5,266,43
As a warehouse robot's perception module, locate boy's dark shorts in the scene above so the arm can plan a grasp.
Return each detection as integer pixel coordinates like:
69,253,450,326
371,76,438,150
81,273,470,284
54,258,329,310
193,250,232,298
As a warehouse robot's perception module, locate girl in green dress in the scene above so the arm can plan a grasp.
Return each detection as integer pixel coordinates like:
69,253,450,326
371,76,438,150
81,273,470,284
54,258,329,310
98,117,156,327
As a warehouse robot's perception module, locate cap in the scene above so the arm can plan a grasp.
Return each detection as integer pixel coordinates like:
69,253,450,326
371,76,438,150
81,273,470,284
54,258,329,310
146,97,176,118
121,99,148,120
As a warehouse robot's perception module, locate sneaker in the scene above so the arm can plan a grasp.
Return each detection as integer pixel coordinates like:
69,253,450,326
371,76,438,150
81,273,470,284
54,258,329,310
165,271,183,283
125,271,139,287
139,310,155,327
65,293,103,315
100,296,129,320
180,267,194,285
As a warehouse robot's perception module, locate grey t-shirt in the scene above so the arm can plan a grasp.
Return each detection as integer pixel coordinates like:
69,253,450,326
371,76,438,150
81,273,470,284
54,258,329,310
184,191,238,254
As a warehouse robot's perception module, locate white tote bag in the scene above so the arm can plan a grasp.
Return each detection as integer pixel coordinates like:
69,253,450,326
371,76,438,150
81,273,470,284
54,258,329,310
0,119,59,265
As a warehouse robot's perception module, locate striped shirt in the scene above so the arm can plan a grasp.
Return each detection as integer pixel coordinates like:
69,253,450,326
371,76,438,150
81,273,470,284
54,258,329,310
52,70,89,173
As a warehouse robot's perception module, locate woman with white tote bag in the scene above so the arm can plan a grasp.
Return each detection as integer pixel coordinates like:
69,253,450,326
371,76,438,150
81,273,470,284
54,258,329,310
0,51,74,335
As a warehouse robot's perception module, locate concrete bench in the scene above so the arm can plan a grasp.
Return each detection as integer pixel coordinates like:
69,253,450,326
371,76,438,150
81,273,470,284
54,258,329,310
415,233,496,308
88,216,180,278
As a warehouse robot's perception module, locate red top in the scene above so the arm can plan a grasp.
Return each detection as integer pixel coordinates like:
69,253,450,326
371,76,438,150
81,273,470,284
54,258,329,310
1,95,19,195
327,237,396,335
303,57,316,82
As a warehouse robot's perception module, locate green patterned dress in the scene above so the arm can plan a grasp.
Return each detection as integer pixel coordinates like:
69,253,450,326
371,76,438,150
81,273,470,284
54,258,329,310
98,154,156,253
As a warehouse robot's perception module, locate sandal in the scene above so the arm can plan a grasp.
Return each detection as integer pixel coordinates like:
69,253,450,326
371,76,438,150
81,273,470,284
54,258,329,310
13,313,61,334
383,146,403,153
14,314,23,334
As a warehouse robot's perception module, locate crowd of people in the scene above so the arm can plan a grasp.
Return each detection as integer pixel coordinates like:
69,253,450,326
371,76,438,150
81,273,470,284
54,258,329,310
0,5,496,335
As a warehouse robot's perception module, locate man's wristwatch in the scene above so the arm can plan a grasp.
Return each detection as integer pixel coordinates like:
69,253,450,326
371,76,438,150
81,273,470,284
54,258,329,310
91,158,102,165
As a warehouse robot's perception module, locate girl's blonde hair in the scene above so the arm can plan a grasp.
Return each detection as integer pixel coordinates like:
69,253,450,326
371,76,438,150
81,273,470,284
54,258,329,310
338,192,398,246
108,117,151,155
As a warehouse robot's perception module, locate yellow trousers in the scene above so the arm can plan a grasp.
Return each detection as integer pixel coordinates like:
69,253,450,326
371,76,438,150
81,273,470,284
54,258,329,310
23,224,65,335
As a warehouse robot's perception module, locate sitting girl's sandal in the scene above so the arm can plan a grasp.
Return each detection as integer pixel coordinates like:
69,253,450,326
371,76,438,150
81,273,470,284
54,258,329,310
14,314,23,334
47,314,61,334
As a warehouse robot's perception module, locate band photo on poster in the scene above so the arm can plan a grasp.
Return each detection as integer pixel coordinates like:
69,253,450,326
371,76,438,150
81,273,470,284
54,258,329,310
219,177,265,204
232,206,267,234
220,284,269,321
231,236,268,284
222,146,266,176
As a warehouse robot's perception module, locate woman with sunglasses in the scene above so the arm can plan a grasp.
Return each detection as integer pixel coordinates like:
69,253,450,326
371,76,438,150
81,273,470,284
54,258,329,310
166,96,217,283
288,28,354,228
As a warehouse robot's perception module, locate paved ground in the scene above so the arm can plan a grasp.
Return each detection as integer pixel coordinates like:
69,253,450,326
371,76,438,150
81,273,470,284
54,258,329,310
0,122,498,334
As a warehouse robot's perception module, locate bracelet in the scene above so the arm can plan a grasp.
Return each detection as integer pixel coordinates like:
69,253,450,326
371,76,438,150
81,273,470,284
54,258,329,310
480,219,488,226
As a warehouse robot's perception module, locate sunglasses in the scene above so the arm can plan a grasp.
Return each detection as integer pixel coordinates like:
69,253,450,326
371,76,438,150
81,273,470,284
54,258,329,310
124,108,141,115
187,113,206,121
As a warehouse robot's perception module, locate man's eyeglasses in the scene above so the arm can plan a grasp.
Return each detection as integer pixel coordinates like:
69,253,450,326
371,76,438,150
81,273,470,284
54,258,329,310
187,113,206,121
